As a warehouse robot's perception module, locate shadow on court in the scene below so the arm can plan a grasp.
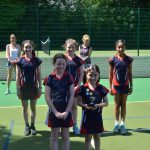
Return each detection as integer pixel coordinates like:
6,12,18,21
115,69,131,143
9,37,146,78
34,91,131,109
6,130,84,150
0,125,9,150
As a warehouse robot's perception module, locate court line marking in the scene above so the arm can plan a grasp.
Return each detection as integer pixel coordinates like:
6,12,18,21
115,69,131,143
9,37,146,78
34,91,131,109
0,100,150,109
2,120,15,150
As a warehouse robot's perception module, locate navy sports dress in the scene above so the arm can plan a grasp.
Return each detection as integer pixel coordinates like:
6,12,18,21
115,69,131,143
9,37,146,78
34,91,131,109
17,56,42,100
78,82,109,134
45,71,74,128
109,54,133,94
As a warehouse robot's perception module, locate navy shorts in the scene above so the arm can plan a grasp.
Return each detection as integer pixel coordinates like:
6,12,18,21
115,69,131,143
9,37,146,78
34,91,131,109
48,102,73,128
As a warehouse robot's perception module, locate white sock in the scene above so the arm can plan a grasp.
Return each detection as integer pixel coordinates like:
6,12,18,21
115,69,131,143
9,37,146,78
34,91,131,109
120,121,125,125
115,120,119,126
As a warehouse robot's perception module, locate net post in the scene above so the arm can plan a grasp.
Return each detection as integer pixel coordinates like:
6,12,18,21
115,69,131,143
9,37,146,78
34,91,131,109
137,7,140,56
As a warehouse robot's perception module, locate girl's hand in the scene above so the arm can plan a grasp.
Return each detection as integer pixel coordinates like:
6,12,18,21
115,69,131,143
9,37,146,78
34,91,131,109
83,104,88,108
109,88,114,95
128,87,133,95
17,88,22,99
74,85,79,92
86,106,96,110
61,112,68,120
54,112,62,119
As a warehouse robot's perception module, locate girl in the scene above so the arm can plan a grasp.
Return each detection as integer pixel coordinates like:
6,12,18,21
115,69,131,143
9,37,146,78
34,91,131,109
44,53,74,150
109,39,133,135
5,34,21,95
64,38,84,135
16,40,42,136
77,64,108,150
79,34,92,70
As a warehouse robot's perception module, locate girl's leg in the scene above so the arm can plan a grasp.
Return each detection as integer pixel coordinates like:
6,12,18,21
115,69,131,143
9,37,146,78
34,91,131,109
72,97,79,134
5,67,13,94
50,128,59,150
93,134,100,150
61,128,70,150
120,94,128,122
113,94,121,133
114,94,121,123
120,94,128,134
85,134,92,150
30,99,37,135
21,100,30,135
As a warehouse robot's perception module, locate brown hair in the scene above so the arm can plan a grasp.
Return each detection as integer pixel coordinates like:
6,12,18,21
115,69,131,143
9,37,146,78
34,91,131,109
22,40,36,57
63,38,78,49
83,64,100,84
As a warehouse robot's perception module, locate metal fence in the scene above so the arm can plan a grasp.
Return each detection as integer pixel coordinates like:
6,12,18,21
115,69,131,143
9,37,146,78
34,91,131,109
0,5,150,53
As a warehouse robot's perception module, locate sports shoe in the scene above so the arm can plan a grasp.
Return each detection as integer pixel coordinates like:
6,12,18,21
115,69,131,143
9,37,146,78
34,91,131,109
73,124,80,135
120,125,127,135
5,89,11,95
24,126,31,136
30,126,37,135
113,124,120,133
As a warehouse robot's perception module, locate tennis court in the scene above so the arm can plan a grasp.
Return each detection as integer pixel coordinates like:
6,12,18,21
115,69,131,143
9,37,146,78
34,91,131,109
0,78,150,150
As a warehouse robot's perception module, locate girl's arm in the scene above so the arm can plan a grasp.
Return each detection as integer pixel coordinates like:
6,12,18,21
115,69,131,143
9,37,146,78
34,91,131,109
16,65,22,98
77,95,87,108
77,65,84,87
37,65,42,89
61,83,75,120
45,86,61,118
83,47,92,61
109,64,114,95
16,65,20,89
18,45,21,57
94,96,109,108
6,45,10,61
128,63,133,94
65,84,75,113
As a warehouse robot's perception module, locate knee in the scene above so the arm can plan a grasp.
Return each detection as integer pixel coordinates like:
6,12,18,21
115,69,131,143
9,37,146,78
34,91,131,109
22,106,28,112
51,135,58,142
62,136,69,142
85,136,92,143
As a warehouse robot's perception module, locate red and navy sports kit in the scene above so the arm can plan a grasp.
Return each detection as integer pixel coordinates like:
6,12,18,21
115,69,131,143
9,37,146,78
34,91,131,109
44,71,74,128
78,82,109,134
109,55,133,94
66,55,84,87
17,56,42,100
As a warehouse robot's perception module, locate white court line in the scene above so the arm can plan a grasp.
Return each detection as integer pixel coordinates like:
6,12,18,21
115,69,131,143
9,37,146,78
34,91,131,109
0,100,150,109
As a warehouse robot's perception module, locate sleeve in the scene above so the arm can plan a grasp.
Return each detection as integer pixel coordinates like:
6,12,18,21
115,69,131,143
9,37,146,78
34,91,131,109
78,86,84,96
108,56,114,65
128,56,134,65
16,58,22,68
100,85,109,98
44,75,52,87
35,57,43,67
68,73,74,86
76,56,84,67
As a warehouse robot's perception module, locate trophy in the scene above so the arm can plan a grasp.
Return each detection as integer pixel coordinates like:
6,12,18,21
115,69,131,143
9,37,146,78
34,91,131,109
88,96,95,108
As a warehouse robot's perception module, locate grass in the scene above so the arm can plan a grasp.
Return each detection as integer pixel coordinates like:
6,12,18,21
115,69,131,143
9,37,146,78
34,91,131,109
1,49,150,58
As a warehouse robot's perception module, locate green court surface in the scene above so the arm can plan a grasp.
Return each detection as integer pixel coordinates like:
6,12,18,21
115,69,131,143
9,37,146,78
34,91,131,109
0,79,150,150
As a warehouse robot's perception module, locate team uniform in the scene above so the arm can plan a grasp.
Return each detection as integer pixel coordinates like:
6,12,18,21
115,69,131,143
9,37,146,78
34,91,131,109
66,54,84,87
79,45,91,69
6,44,20,67
78,82,109,134
17,56,42,100
44,71,74,128
109,54,133,94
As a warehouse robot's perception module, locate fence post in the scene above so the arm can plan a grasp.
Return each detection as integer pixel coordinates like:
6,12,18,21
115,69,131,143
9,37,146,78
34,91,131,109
88,8,92,37
137,7,140,56
36,5,39,57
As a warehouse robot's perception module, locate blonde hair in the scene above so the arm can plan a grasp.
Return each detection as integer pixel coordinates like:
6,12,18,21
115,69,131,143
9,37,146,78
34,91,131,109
10,34,16,39
64,38,78,49
82,34,90,42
